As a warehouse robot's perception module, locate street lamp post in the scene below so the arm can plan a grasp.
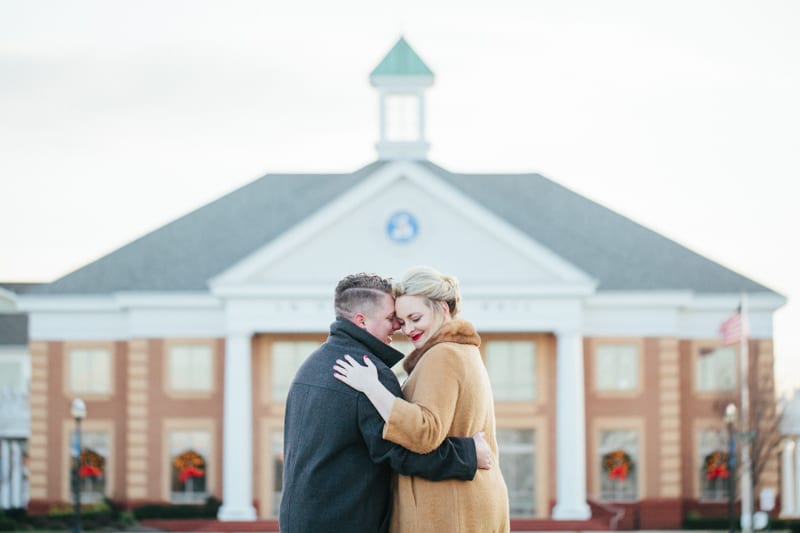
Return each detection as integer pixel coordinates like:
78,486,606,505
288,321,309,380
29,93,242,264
70,398,87,533
725,403,738,533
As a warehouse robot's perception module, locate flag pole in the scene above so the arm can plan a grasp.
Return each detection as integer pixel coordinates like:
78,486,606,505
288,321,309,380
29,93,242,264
740,291,753,533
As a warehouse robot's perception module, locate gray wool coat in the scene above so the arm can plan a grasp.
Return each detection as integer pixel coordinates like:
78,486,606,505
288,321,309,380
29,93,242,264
279,318,478,533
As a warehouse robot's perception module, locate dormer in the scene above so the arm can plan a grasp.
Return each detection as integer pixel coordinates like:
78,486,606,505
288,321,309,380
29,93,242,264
370,37,434,161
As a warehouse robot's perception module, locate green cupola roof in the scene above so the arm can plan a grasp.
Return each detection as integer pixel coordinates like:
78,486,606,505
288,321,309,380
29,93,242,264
370,37,433,77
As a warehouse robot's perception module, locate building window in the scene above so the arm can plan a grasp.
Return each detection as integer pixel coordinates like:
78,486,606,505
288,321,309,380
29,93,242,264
169,431,210,503
696,347,737,391
271,341,321,402
497,428,536,516
385,94,419,141
598,430,638,501
699,429,731,500
168,344,213,393
76,431,109,503
485,341,536,402
0,359,24,392
69,348,111,394
595,344,638,391
271,430,283,518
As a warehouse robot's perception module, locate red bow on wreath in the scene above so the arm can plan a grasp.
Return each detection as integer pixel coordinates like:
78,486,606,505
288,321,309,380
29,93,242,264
608,463,629,481
179,466,205,483
705,451,730,480
603,449,634,482
79,464,103,478
707,463,729,480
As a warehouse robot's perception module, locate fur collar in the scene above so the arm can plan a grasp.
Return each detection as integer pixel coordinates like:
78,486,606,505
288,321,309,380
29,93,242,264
403,319,481,374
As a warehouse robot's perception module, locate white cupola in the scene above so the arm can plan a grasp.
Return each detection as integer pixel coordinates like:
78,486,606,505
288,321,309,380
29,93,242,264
370,37,434,161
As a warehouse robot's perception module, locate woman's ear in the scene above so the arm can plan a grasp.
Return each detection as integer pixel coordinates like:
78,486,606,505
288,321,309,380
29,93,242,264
353,312,367,328
440,301,451,320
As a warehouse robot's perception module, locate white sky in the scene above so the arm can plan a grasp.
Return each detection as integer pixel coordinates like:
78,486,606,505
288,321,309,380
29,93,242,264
1,1,798,395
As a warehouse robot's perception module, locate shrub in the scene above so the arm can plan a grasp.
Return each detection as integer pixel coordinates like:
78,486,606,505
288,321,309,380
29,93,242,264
133,496,222,520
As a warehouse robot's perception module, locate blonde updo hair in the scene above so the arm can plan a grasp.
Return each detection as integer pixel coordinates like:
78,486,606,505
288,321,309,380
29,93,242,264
392,266,461,320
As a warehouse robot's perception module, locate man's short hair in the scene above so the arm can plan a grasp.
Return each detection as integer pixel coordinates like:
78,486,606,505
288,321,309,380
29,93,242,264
334,273,392,320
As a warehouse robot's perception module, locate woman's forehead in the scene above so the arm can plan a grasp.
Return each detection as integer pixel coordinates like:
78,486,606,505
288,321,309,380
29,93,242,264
395,294,427,314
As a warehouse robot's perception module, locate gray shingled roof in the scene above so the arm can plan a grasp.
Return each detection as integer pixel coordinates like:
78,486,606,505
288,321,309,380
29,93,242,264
29,162,386,294
0,314,28,345
421,161,773,293
28,160,777,296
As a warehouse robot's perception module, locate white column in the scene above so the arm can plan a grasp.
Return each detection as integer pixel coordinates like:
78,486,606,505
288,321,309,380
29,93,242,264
795,439,800,517
552,329,591,520
217,332,257,521
781,439,795,516
10,440,22,508
0,439,9,509
379,92,387,143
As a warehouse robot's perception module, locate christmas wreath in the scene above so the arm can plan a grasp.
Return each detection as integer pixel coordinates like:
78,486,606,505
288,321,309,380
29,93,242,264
602,449,634,481
79,448,105,479
174,450,205,483
704,450,730,480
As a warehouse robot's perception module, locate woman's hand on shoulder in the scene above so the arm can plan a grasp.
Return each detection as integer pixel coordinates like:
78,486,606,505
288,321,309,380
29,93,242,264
333,354,379,392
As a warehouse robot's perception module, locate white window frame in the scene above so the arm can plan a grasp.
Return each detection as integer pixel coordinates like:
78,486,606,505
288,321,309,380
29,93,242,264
597,428,641,502
696,346,737,392
77,430,110,503
594,343,639,392
167,429,212,504
0,347,30,393
497,427,537,517
166,342,215,395
66,345,113,397
698,427,733,501
485,340,537,402
269,340,322,403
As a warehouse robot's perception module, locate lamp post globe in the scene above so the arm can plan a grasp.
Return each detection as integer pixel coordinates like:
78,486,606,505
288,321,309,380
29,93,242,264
71,398,87,420
725,402,737,533
725,403,737,425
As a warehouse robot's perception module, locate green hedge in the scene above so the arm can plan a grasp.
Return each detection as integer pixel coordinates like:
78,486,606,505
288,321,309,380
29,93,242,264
0,499,134,531
132,496,221,520
683,515,800,533
0,513,17,532
0,496,221,530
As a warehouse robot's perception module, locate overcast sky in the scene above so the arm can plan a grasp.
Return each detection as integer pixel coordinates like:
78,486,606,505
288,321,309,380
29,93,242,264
1,0,798,395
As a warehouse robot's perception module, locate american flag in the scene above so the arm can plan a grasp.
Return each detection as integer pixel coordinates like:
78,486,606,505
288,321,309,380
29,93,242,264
719,307,747,346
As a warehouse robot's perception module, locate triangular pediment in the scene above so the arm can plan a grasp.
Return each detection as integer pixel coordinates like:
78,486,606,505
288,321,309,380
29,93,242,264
210,161,596,296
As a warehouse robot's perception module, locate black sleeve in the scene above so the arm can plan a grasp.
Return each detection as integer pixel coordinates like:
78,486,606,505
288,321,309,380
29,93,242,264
356,365,477,481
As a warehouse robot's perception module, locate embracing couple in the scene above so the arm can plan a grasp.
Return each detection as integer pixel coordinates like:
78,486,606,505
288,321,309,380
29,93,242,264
279,266,510,533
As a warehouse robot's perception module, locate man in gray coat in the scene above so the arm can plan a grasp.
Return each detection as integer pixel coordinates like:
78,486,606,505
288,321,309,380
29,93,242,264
280,273,490,533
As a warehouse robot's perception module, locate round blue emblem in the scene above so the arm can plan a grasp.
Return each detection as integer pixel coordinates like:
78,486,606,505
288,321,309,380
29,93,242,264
386,211,419,244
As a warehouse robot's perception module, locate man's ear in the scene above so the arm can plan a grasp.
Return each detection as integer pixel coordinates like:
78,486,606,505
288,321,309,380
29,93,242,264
353,312,367,328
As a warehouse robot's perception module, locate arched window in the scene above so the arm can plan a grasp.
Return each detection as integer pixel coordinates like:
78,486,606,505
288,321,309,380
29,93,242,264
701,447,731,499
171,449,207,503
77,432,108,503
598,430,638,501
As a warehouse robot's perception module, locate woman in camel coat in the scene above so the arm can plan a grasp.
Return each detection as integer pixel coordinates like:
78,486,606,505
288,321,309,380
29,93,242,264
335,266,510,533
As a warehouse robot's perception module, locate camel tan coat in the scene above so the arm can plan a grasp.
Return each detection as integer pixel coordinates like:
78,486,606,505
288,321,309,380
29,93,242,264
384,319,510,533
